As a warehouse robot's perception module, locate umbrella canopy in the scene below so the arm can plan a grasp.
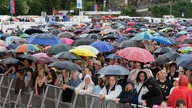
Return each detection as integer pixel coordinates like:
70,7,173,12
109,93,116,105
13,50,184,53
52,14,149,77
19,34,30,38
48,61,82,70
33,53,50,59
186,27,192,32
154,47,175,54
0,47,7,52
0,58,19,65
58,32,75,38
86,33,101,40
76,45,100,55
131,32,153,41
102,34,118,40
97,65,130,75
176,35,190,42
72,39,96,46
177,44,192,49
34,57,58,64
5,36,27,45
90,41,114,53
0,40,6,47
65,26,76,32
182,39,192,44
156,52,180,66
116,47,155,63
120,40,138,48
129,69,153,81
116,36,129,43
18,54,37,61
177,31,188,35
14,44,40,53
0,34,11,40
25,28,44,35
27,33,62,46
60,38,74,45
46,44,73,55
105,54,121,59
176,54,192,70
152,36,172,45
50,29,61,36
178,47,192,53
88,29,101,34
69,48,96,57
54,51,79,60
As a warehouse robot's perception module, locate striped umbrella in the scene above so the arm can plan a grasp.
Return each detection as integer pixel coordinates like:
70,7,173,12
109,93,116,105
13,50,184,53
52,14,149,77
15,44,40,53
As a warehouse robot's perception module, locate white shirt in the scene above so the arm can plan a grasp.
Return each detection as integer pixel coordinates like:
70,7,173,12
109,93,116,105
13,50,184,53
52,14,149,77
99,85,122,100
136,83,148,104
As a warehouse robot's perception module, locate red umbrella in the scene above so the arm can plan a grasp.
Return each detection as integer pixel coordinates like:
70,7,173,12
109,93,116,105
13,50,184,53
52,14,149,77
126,28,133,32
116,47,155,63
176,35,190,42
177,44,192,49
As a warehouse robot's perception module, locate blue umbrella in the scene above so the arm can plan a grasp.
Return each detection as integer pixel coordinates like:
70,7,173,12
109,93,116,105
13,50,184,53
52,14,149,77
90,41,114,53
176,54,192,70
27,33,61,46
116,36,128,43
152,36,172,45
97,65,130,75
106,54,121,59
177,31,188,35
132,32,153,41
186,27,192,32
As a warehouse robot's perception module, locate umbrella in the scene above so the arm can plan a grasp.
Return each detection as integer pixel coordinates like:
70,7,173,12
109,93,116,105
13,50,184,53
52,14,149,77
49,29,61,36
18,54,37,61
14,44,40,53
69,48,96,57
0,58,19,65
46,44,73,55
102,34,118,40
0,34,11,40
86,33,101,40
131,32,153,41
129,69,153,81
65,26,76,32
152,36,172,45
48,61,82,70
25,28,44,35
19,34,30,38
100,29,114,35
177,44,192,49
6,44,18,50
33,53,50,59
74,30,83,35
177,31,188,35
79,34,89,38
34,57,58,64
88,29,101,34
60,38,74,45
97,65,130,75
120,40,138,48
154,47,175,54
105,54,121,59
116,47,155,63
155,52,180,66
57,32,75,38
176,35,190,42
176,55,192,70
5,36,27,45
167,37,177,45
178,47,192,53
116,36,128,43
0,47,8,52
27,33,62,46
90,41,114,53
0,40,6,47
182,39,192,44
72,39,96,46
54,51,79,60
76,45,100,55
186,27,192,32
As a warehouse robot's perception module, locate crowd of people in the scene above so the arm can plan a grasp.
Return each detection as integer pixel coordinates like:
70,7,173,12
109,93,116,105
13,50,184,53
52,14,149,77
0,17,192,108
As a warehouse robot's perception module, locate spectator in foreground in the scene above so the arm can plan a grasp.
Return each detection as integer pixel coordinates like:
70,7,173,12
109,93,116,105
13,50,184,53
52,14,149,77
113,80,138,104
168,75,192,108
142,77,163,107
176,99,186,108
99,76,122,100
75,74,94,95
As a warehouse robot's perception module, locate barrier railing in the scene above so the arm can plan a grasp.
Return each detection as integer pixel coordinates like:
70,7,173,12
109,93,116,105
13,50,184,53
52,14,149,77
0,74,148,108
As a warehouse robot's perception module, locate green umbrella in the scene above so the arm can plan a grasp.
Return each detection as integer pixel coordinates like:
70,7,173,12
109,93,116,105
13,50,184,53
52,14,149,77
130,32,153,41
178,47,192,53
19,33,30,38
46,44,74,54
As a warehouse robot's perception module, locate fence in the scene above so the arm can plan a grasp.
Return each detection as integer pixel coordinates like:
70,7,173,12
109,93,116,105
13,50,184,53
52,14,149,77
0,74,148,108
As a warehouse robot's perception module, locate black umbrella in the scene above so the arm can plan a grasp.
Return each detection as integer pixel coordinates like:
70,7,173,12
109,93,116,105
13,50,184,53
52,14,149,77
71,39,96,46
18,54,37,61
49,29,61,36
46,44,74,55
105,54,121,59
58,32,75,38
120,40,138,48
48,61,82,70
102,34,118,40
25,28,44,35
154,47,175,54
156,52,180,66
86,33,101,40
88,29,101,34
54,51,79,60
0,34,11,40
0,58,19,65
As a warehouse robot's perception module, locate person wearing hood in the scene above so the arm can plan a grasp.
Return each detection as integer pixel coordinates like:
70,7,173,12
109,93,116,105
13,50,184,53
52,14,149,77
142,77,164,107
113,80,138,104
75,74,95,95
168,75,192,108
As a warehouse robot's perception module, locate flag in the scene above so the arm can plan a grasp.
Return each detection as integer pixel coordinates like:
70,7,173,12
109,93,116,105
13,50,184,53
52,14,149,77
77,0,82,9
10,0,15,14
94,4,98,11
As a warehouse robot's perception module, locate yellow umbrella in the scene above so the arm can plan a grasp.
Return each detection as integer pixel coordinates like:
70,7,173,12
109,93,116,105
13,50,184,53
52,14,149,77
76,45,100,55
69,48,97,57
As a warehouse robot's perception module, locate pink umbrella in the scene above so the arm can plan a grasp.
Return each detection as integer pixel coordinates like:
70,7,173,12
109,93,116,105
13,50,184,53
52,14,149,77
33,53,50,59
60,38,74,45
0,47,7,52
176,35,190,42
116,47,155,63
34,57,58,64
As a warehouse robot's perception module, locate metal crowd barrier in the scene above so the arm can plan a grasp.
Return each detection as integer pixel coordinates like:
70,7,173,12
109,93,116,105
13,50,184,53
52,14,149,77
0,74,148,108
